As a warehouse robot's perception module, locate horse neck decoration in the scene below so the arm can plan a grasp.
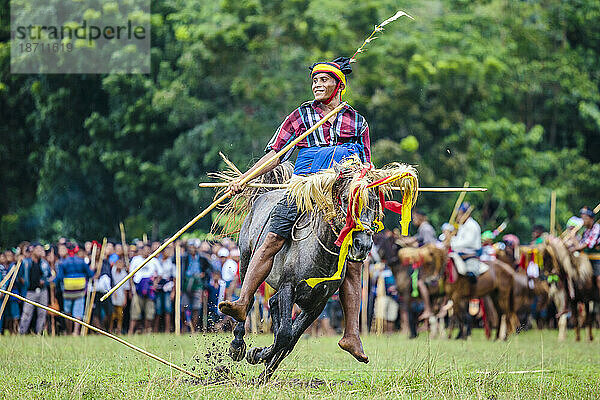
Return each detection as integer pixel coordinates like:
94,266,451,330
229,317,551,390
289,157,418,288
227,156,418,382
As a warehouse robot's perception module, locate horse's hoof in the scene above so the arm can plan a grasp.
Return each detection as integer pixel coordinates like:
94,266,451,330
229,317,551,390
257,369,272,384
229,340,246,362
246,347,263,365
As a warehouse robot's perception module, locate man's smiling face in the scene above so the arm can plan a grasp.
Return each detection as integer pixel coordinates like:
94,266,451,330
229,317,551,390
312,72,342,103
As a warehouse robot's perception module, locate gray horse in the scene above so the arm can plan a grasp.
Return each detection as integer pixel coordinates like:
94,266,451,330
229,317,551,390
228,175,380,382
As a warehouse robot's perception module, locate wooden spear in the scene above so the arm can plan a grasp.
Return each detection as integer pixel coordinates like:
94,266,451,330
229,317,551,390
550,190,557,236
0,261,18,288
82,243,98,333
0,288,202,380
119,222,137,297
83,238,107,336
449,182,470,226
198,182,487,192
102,101,348,302
175,244,181,336
0,259,22,320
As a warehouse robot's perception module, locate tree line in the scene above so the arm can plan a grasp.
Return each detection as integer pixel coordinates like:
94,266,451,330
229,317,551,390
1,0,599,246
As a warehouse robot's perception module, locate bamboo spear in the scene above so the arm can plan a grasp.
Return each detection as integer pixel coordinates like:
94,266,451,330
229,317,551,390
198,182,487,192
0,261,19,288
449,182,470,226
175,244,181,336
119,222,137,296
82,243,98,332
550,190,556,236
83,238,107,335
102,101,348,302
0,288,202,380
0,259,22,320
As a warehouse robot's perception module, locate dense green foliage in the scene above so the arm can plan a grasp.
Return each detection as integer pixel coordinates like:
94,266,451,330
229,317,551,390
1,0,599,246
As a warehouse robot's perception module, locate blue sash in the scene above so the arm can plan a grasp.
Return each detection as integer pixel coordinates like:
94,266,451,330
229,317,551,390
293,143,364,175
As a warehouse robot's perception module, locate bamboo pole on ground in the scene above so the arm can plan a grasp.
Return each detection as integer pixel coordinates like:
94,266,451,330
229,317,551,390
175,244,181,335
83,238,107,336
198,182,487,193
0,288,202,379
550,190,557,236
0,259,22,320
102,101,348,302
449,182,469,225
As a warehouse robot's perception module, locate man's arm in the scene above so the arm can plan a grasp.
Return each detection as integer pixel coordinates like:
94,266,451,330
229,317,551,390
229,150,280,194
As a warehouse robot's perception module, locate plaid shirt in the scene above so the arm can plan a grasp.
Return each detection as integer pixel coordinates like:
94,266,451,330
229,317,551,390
265,101,371,163
582,223,600,253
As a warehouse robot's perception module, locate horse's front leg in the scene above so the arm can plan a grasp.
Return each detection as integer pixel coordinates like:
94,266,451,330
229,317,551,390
573,300,581,342
228,297,254,362
259,300,326,383
249,283,294,369
246,294,279,365
585,302,594,342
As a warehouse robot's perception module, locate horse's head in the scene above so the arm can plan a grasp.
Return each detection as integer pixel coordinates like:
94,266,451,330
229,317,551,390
331,174,381,262
287,156,418,263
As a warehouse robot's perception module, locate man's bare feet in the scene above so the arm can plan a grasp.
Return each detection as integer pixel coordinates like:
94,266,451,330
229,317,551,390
338,335,369,363
218,300,247,322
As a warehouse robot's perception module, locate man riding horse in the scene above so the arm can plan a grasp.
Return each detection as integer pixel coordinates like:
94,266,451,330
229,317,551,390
219,57,371,363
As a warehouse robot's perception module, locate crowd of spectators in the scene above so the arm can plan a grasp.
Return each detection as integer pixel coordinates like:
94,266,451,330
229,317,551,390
0,237,242,336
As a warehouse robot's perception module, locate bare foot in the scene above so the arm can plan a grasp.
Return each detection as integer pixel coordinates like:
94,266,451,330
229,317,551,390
338,335,369,363
218,300,247,322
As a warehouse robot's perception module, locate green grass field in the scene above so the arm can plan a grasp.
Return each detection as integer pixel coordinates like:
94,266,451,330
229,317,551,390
1,329,599,399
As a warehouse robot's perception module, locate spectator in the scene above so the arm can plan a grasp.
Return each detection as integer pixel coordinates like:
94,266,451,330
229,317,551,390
91,251,113,331
221,248,239,302
55,243,94,336
155,245,175,332
109,258,129,334
19,243,51,334
129,244,159,334
182,243,211,331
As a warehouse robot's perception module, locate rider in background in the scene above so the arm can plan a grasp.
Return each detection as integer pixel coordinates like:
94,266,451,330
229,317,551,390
449,202,482,283
219,57,371,363
530,224,546,246
571,207,600,292
480,231,496,262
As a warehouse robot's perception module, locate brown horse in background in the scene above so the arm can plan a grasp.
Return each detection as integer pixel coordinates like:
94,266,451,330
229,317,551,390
543,236,599,341
497,248,550,330
396,244,519,340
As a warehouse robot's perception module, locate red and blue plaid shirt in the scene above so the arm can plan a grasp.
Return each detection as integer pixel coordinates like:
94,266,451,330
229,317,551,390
265,100,371,163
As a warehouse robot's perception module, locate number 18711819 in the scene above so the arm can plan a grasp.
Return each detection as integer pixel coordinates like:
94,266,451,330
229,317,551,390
18,42,73,53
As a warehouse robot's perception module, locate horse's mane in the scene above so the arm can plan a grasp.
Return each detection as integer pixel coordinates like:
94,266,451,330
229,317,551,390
546,236,593,285
209,155,418,238
287,155,418,224
210,161,294,238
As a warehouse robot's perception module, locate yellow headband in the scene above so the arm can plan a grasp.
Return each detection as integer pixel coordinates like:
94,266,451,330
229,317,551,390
311,63,347,97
